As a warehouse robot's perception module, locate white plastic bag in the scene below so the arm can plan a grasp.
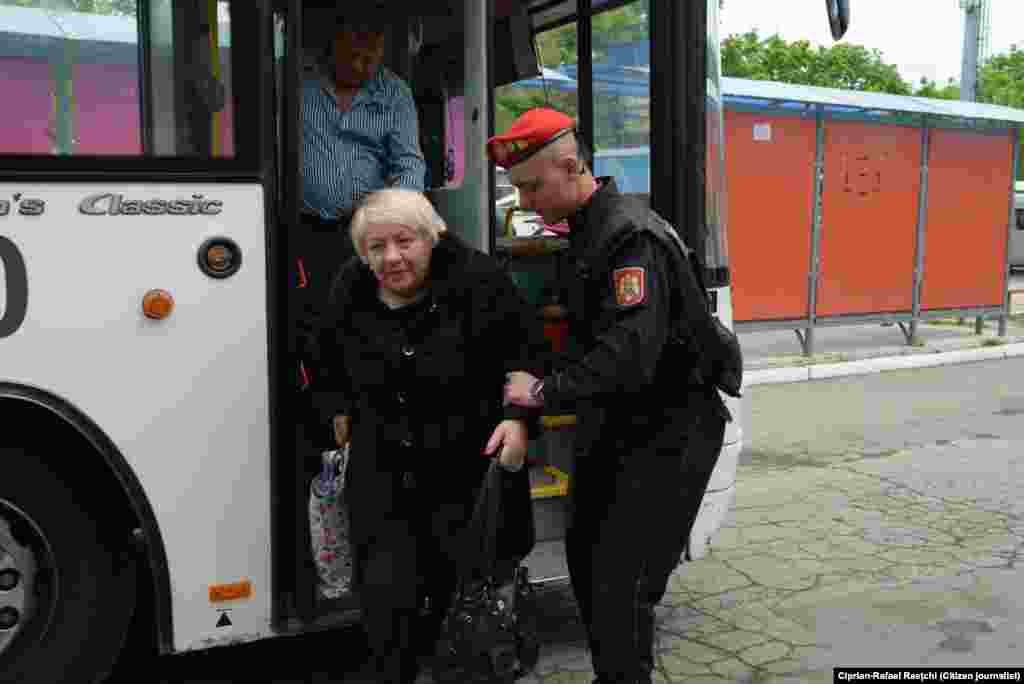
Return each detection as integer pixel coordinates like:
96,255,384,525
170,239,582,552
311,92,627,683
309,445,351,599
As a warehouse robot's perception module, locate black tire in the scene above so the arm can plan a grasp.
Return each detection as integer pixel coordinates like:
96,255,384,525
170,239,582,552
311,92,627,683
0,448,137,683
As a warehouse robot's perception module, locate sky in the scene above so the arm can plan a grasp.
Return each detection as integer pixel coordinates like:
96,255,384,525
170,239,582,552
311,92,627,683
720,0,1024,87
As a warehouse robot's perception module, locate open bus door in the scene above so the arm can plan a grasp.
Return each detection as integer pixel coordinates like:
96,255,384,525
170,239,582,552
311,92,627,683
271,0,498,628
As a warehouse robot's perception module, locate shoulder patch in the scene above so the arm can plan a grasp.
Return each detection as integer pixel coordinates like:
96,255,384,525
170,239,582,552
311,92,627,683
613,266,647,307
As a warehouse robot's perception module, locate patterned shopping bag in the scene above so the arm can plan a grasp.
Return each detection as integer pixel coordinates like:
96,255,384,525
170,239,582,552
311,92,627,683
309,446,351,599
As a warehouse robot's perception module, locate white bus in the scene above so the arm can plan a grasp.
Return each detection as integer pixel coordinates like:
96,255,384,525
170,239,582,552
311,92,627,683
0,0,847,681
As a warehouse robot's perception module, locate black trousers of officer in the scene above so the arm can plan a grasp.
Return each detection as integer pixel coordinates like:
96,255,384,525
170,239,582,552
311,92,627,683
566,401,726,683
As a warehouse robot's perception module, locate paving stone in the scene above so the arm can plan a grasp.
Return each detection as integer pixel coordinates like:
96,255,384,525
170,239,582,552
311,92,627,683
661,639,726,665
660,653,712,677
718,558,818,591
739,641,792,665
761,658,807,675
701,629,771,653
709,657,755,679
878,547,955,565
537,671,594,684
669,562,752,595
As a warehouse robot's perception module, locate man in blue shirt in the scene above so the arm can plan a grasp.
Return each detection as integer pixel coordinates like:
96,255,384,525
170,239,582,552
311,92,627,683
298,6,426,304
293,8,427,548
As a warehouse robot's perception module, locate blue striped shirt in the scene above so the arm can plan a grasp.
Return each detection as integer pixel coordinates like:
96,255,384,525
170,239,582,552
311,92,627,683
302,66,426,219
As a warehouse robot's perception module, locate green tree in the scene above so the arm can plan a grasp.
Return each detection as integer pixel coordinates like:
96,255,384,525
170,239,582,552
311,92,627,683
533,1,649,69
499,2,650,144
0,0,136,15
978,46,1024,180
721,30,910,94
979,46,1024,111
914,77,960,100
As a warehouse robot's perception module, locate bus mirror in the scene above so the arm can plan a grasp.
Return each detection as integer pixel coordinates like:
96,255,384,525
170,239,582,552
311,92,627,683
825,0,850,40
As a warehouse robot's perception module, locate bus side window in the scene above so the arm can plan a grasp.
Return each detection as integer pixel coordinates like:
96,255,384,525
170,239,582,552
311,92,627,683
1016,208,1024,231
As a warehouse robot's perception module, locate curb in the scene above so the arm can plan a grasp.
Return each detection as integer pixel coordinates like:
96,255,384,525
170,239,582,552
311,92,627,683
744,342,1024,387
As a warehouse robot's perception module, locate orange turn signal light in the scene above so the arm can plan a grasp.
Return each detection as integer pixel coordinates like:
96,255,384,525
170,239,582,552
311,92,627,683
209,579,253,603
142,289,174,320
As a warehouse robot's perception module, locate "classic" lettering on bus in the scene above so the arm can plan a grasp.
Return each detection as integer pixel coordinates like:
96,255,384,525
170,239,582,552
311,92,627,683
78,193,223,216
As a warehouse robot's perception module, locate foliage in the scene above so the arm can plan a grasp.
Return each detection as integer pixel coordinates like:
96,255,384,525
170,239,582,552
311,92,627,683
913,77,960,101
979,46,1024,111
978,46,1024,179
0,0,136,15
721,30,910,94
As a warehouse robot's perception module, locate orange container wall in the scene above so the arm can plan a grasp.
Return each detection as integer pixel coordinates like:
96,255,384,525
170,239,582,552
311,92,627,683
920,129,1012,311
725,111,816,321
816,121,921,316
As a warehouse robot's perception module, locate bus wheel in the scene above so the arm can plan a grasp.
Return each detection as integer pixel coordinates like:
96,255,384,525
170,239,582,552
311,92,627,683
0,449,137,683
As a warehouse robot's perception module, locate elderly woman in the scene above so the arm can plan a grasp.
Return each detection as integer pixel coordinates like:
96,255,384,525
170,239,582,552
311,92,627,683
311,188,548,683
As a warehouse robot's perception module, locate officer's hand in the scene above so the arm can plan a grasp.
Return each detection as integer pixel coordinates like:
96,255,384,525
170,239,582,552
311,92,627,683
332,415,351,448
484,420,529,471
504,371,542,408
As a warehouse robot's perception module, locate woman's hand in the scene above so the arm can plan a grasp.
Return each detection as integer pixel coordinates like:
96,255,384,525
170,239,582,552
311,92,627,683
504,371,543,408
484,420,529,471
333,415,351,448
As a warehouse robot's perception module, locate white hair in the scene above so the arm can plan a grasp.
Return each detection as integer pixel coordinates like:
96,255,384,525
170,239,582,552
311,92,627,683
350,189,448,261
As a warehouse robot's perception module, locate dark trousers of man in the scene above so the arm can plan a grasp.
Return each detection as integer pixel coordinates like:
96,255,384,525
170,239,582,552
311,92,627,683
566,403,727,684
294,212,356,325
355,493,470,683
291,213,356,439
290,214,359,615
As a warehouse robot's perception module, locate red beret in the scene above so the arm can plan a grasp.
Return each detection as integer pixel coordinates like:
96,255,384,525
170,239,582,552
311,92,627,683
486,107,576,168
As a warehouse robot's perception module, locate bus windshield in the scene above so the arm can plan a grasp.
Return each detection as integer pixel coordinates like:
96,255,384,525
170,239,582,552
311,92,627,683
494,0,731,278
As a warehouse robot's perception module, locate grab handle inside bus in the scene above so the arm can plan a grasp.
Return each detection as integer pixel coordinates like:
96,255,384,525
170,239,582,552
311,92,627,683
825,0,850,40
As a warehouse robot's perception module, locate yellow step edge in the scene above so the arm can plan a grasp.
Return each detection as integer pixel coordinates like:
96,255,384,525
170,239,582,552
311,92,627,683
541,415,577,429
530,465,569,499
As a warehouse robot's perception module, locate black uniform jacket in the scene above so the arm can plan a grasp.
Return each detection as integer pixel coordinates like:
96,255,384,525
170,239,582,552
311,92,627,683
311,233,548,553
543,178,728,458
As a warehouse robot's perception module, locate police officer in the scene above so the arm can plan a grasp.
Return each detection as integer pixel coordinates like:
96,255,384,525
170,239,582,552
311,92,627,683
491,108,730,684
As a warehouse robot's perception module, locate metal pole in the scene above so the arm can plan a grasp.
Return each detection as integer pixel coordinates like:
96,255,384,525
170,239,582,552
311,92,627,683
960,1,981,328
577,0,593,160
1001,128,1020,337
960,2,981,103
804,106,825,356
52,42,76,155
910,118,930,345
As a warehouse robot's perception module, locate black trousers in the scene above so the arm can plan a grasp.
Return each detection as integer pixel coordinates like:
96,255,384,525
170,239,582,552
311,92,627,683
356,499,470,683
566,406,726,684
293,213,356,323
291,214,355,441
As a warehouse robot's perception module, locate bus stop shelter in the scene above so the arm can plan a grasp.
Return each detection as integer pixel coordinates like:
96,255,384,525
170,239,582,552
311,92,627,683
723,77,1024,354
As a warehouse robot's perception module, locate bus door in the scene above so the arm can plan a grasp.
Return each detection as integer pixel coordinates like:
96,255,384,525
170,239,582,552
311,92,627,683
273,0,494,626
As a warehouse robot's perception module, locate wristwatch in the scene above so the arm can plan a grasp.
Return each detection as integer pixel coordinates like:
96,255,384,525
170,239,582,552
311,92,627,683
529,378,546,404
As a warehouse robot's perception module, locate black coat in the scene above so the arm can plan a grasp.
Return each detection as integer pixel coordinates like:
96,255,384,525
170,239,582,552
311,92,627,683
310,233,548,578
544,178,728,431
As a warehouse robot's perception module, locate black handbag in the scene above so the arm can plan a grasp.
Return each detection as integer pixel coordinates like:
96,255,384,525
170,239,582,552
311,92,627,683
432,461,540,683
